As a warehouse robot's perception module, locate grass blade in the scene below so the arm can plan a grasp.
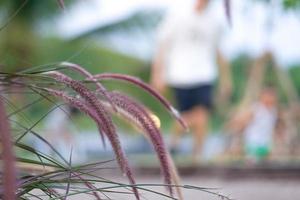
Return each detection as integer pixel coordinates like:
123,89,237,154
0,97,16,200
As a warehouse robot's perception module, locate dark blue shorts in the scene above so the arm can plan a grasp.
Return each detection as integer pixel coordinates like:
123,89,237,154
172,84,213,112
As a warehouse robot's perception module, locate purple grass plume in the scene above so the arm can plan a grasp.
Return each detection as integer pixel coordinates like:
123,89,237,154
43,72,140,200
42,70,188,199
108,91,174,196
94,73,188,131
59,62,117,112
0,97,17,200
102,93,183,199
44,88,106,148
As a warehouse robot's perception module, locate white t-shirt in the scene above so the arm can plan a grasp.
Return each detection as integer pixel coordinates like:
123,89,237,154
157,4,223,88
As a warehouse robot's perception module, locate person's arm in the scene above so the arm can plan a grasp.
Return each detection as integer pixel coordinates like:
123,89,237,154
226,108,253,134
150,39,168,94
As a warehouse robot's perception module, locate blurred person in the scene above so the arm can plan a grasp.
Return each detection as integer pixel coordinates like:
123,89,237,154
228,87,278,163
151,0,231,163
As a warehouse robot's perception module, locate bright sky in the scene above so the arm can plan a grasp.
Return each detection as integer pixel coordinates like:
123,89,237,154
57,0,174,37
55,0,300,66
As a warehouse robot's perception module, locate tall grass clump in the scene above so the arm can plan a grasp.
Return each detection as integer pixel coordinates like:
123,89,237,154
0,62,199,200
0,62,232,199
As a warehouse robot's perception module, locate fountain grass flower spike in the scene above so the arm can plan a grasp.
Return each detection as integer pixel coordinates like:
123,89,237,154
0,66,188,199
104,91,183,199
44,88,107,148
59,62,117,113
40,68,189,199
94,73,188,131
43,71,140,200
109,92,173,195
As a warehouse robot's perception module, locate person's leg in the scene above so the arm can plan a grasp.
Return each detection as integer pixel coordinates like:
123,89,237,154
169,87,192,153
170,119,183,152
189,85,213,162
190,106,209,163
170,85,212,161
170,106,209,160
169,111,192,153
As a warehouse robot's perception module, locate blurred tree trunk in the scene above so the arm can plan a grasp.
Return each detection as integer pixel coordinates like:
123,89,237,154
238,53,271,109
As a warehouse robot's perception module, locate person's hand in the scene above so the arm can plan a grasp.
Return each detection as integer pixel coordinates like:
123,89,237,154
151,45,167,94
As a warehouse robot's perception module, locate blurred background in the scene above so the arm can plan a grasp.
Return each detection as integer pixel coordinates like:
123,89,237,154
1,0,300,199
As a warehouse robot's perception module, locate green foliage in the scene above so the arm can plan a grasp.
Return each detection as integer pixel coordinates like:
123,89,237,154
256,0,300,9
283,0,300,9
0,0,72,21
230,55,252,104
35,39,145,75
289,65,300,95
